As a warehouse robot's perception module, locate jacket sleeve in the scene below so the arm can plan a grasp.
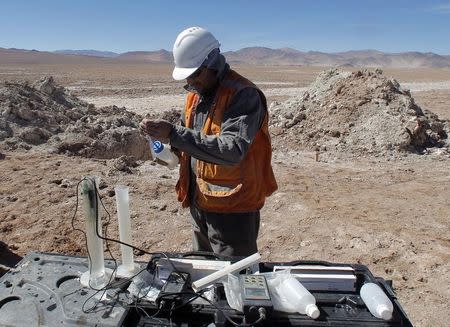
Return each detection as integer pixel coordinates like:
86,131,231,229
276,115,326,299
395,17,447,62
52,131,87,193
169,87,266,165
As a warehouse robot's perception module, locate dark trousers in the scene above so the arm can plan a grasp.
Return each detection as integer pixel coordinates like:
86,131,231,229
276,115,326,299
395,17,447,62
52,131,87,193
189,206,260,257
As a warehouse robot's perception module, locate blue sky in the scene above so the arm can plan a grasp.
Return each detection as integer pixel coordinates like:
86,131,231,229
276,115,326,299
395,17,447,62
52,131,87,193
1,0,450,54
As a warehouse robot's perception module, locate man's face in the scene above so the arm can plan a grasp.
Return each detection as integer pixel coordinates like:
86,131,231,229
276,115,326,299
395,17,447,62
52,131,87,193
186,67,217,95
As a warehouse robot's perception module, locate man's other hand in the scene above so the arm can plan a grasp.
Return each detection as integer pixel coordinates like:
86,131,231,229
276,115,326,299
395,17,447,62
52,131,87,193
139,119,174,143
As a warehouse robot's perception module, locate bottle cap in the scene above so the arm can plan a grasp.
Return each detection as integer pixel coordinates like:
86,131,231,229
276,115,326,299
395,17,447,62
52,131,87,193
305,304,320,319
377,304,392,320
152,140,164,154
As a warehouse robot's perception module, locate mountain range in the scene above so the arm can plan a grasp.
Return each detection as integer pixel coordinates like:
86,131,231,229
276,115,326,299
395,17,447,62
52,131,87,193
1,47,449,68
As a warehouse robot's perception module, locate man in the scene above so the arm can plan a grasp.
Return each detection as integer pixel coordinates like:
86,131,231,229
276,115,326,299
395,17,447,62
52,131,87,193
140,27,277,257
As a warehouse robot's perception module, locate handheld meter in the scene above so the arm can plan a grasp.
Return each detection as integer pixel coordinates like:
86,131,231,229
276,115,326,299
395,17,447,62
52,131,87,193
239,274,273,322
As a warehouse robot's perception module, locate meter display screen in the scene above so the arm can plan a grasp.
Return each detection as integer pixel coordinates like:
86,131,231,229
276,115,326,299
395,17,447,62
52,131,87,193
245,287,268,299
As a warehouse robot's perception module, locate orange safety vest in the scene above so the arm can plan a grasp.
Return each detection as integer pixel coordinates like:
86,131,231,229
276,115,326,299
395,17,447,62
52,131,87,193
175,69,278,213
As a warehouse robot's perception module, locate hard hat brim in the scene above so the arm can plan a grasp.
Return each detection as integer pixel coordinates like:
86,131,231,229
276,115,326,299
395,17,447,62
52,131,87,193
172,66,199,81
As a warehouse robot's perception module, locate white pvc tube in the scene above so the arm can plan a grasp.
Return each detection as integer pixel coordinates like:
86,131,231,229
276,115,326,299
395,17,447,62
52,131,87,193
115,185,135,274
192,253,261,292
80,177,108,289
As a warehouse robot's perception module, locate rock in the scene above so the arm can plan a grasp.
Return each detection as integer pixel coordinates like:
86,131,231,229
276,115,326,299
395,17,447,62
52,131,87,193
112,155,138,173
9,244,19,251
60,179,72,188
301,91,310,101
0,152,5,160
357,99,370,106
33,76,56,95
330,130,341,138
300,240,311,247
0,119,13,140
18,127,51,145
11,105,35,121
98,180,108,189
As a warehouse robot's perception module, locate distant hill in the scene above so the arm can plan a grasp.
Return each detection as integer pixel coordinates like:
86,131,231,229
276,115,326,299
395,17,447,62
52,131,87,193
0,47,114,64
117,49,172,62
53,50,119,58
1,47,449,68
223,47,450,68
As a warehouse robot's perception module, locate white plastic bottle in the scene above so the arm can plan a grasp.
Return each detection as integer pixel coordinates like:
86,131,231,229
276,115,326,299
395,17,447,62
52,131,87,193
360,283,393,320
146,136,179,169
277,276,320,319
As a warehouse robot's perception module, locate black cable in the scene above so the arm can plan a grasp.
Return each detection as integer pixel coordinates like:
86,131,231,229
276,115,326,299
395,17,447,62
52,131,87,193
88,177,154,255
88,177,120,311
70,177,134,313
76,177,191,283
70,177,117,312
194,293,267,327
70,178,180,310
133,273,161,320
86,178,188,290
131,285,265,327
153,287,266,327
88,177,187,284
82,264,148,313
71,180,98,312
169,292,203,310
70,179,111,311
71,179,94,278
70,177,212,321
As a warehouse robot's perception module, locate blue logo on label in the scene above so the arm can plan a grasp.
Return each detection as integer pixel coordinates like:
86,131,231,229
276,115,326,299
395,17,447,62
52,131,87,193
152,140,163,154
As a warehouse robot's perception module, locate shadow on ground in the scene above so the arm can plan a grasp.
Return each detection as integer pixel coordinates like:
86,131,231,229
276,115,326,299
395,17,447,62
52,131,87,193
0,241,22,276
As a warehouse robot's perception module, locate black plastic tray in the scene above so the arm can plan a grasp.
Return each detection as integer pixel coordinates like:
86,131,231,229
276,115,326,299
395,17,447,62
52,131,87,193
120,257,413,327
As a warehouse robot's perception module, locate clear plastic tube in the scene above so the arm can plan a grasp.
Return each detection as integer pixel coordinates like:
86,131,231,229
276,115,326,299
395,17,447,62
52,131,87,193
80,177,108,289
115,185,135,275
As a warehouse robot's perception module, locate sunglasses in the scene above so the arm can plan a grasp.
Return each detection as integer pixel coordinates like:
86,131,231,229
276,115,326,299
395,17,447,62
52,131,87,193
188,67,204,80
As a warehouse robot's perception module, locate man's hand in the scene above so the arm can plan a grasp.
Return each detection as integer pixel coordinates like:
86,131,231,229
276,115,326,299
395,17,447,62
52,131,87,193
139,119,174,143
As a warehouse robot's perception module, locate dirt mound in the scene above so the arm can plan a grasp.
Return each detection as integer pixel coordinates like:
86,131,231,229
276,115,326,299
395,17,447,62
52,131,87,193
270,69,449,156
0,77,151,159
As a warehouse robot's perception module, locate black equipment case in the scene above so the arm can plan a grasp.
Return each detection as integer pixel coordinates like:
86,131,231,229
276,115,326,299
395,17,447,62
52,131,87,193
0,252,413,326
119,256,413,327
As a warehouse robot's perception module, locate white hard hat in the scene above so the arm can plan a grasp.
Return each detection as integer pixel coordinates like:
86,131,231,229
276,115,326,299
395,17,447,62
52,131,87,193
172,27,220,80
